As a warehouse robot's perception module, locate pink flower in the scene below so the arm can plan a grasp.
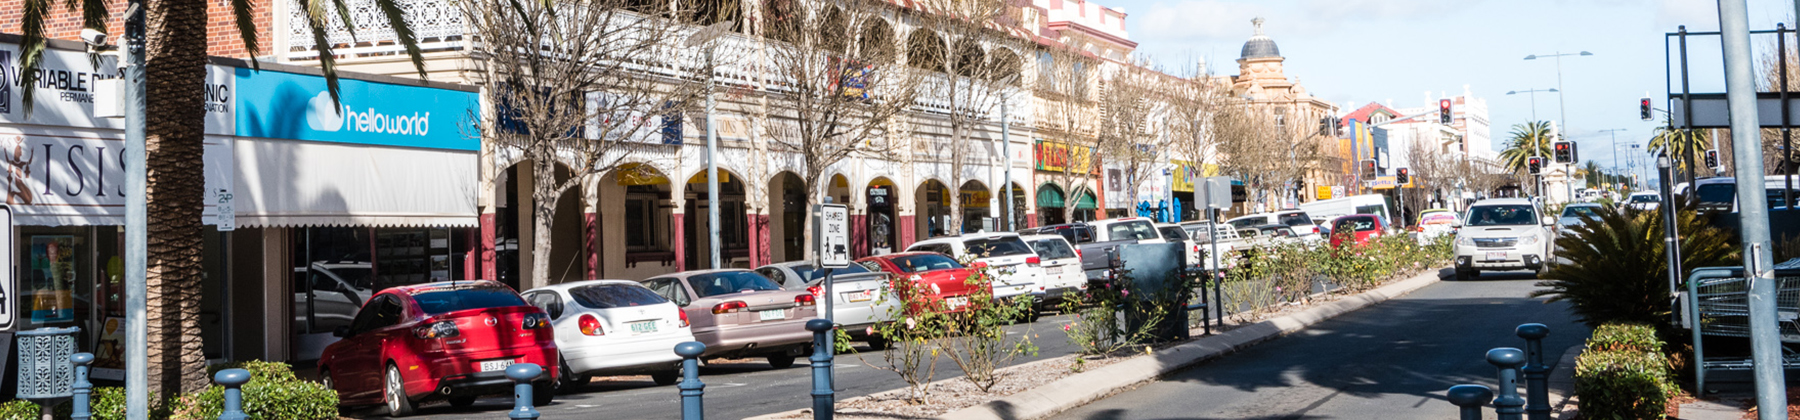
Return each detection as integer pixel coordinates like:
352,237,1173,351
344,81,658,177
1062,324,1073,331
1275,286,1282,292
1121,289,1130,297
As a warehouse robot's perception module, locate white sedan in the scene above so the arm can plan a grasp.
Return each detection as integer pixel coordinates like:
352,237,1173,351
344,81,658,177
523,280,696,388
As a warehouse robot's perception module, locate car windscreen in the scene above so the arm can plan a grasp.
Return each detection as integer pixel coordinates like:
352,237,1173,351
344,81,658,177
1695,184,1734,205
886,254,964,273
686,271,783,298
1026,238,1078,259
411,286,528,314
791,263,869,282
569,284,669,309
1561,206,1599,218
1466,205,1538,226
1158,226,1190,240
1277,212,1312,227
1333,217,1379,232
1105,221,1162,241
965,237,1034,257
1630,194,1661,203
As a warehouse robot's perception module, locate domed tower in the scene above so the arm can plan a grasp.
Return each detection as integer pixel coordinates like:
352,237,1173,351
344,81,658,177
1234,17,1293,97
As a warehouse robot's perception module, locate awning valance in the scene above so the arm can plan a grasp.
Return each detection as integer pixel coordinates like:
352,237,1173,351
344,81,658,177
1074,190,1098,210
1037,185,1065,208
234,138,478,228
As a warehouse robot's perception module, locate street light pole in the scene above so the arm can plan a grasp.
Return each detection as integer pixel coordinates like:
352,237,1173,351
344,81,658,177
1505,88,1557,123
685,21,733,269
120,0,149,414
1716,1,1785,416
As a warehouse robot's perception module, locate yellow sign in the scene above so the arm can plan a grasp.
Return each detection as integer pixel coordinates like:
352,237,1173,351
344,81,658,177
1171,160,1220,193
960,188,992,207
1316,186,1333,200
1034,140,1098,174
687,171,731,184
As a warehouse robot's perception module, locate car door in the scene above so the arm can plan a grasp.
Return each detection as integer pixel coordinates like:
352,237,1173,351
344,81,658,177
334,295,399,401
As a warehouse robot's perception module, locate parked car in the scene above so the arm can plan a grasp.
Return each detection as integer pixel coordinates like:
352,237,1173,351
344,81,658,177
1624,192,1662,211
1327,214,1389,247
1454,198,1554,280
1224,210,1322,241
1030,218,1166,284
1154,223,1204,268
319,280,557,417
1411,208,1461,243
1299,194,1394,227
640,269,817,367
1556,203,1604,234
1179,221,1246,270
1689,175,1800,213
1020,234,1088,306
857,252,990,314
1247,223,1300,246
292,262,373,361
800,263,897,349
522,280,694,388
906,232,1045,306
755,260,875,290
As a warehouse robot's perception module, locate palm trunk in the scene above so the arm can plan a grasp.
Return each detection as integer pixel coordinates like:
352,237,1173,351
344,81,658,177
143,0,212,395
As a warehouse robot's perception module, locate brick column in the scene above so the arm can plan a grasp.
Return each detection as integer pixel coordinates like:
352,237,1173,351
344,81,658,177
898,215,915,250
671,212,687,271
585,212,599,279
480,213,498,280
850,214,868,258
748,212,769,267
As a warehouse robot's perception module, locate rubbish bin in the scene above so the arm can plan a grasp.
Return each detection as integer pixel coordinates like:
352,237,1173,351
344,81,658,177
16,327,80,401
1114,243,1190,342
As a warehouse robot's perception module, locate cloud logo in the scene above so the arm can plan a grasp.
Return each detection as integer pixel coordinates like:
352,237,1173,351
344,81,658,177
304,91,344,132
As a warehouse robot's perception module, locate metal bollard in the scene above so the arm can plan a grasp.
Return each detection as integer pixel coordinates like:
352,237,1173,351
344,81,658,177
806,319,835,420
1488,348,1527,420
1447,384,1495,420
213,368,251,420
506,363,543,420
71,353,93,420
1516,323,1551,420
675,341,708,420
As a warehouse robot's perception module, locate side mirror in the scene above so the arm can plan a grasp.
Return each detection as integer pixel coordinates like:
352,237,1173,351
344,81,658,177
1541,216,1555,226
333,326,350,338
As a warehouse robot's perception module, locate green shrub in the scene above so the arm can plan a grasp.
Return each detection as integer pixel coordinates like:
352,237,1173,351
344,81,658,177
0,360,334,420
1575,349,1675,419
1533,203,1738,328
1587,324,1662,353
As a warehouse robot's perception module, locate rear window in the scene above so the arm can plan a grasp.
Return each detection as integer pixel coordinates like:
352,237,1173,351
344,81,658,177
411,286,528,314
965,237,1033,257
1467,205,1538,226
1695,184,1733,205
887,254,964,273
686,271,782,298
1277,212,1312,227
1227,219,1260,230
1105,221,1162,241
791,263,869,282
568,284,668,309
1158,226,1190,241
1334,217,1379,232
1026,238,1077,260
1561,206,1599,218
1630,194,1661,203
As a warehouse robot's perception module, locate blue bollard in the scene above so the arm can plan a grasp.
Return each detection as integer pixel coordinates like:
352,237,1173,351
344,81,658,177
1516,323,1551,420
213,368,251,420
676,341,707,420
1447,384,1495,420
70,353,93,420
806,319,835,420
506,363,543,420
1488,348,1527,420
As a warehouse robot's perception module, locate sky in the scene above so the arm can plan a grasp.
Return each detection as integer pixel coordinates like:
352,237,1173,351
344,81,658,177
1102,0,1796,180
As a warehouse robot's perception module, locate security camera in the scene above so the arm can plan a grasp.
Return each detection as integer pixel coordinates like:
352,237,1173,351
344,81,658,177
80,29,108,47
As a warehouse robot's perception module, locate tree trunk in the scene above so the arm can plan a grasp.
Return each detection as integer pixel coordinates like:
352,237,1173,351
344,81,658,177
531,159,558,289
801,176,818,261
143,0,211,396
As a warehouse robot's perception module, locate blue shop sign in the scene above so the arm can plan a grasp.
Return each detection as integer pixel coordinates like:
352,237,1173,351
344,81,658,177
234,69,478,151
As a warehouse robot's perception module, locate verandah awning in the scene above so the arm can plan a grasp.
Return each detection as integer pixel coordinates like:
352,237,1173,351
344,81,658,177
233,138,479,228
1037,185,1065,208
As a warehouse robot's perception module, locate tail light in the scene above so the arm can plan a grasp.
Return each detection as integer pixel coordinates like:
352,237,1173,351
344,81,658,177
1076,249,1083,259
1313,226,1321,234
1026,257,1040,265
677,310,690,327
578,314,604,336
712,301,748,314
795,294,817,306
414,320,459,339
522,312,552,329
807,284,823,299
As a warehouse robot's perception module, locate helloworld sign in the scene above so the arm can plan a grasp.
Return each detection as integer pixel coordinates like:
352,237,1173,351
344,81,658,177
233,69,479,151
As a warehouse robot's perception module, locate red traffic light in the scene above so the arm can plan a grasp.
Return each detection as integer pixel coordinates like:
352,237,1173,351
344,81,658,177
1439,99,1452,111
1555,143,1568,151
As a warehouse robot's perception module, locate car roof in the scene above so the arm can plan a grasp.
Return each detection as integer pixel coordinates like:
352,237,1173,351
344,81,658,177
1630,191,1659,196
1020,234,1071,243
862,251,946,260
1472,198,1535,206
1564,203,1603,208
389,280,509,295
648,268,754,280
526,279,649,293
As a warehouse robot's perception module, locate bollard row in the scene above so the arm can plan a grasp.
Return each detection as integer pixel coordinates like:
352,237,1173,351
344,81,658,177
1444,323,1553,420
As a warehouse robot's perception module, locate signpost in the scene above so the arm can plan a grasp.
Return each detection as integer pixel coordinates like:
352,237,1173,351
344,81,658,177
812,203,849,401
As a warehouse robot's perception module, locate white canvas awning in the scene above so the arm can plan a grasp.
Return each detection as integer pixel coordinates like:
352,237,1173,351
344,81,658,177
233,138,478,228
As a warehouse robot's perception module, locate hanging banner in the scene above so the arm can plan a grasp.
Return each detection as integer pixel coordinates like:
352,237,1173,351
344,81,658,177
0,43,235,135
0,126,233,226
1032,139,1097,175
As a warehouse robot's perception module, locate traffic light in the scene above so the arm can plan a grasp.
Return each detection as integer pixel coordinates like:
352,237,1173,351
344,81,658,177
1553,141,1574,164
1439,99,1453,124
1395,168,1410,185
1361,159,1377,179
1705,149,1719,168
1527,156,1544,175
1640,98,1653,121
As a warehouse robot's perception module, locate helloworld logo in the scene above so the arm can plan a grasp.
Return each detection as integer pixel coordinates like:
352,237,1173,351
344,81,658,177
303,91,431,136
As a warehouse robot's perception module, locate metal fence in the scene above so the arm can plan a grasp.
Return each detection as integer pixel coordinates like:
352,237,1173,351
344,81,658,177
1679,260,1800,393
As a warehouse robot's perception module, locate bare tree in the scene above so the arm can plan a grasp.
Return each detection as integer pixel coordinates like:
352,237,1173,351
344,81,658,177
1162,62,1230,215
909,0,1024,233
1212,103,1318,213
758,0,925,255
1096,64,1171,217
464,0,710,288
1033,37,1103,222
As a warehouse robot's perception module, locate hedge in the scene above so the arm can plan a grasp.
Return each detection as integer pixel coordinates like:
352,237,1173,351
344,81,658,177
1575,324,1677,420
0,360,336,420
1586,323,1662,353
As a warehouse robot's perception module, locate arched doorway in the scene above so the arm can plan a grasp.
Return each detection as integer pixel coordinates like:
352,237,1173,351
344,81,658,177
599,163,676,279
866,177,898,255
770,171,806,264
685,170,750,270
958,180,990,233
1037,183,1066,226
993,182,1027,231
494,160,585,290
915,180,950,240
827,174,852,206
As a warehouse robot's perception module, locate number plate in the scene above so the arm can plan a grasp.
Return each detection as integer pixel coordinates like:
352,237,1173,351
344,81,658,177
844,290,874,303
629,321,657,334
946,297,969,309
478,359,514,372
1045,266,1062,275
1485,252,1508,261
759,309,786,321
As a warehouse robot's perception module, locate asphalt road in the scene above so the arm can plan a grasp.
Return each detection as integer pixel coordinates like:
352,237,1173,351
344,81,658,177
1048,269,1590,420
356,313,1081,420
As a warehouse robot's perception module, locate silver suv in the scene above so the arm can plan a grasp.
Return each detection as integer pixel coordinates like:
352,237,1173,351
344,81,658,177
1453,198,1555,280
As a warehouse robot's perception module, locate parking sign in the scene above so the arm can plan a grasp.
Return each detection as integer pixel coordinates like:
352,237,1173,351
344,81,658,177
814,204,850,268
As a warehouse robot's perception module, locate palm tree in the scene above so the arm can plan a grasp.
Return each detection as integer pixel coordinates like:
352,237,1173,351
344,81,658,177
1649,121,1710,185
1499,121,1555,175
1580,161,1601,187
18,0,429,395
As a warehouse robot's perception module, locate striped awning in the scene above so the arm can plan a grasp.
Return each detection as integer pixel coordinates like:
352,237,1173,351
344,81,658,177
1037,186,1065,208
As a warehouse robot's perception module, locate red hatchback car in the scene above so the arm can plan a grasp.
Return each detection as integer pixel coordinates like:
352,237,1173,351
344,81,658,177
857,252,991,313
1329,214,1389,247
319,280,558,417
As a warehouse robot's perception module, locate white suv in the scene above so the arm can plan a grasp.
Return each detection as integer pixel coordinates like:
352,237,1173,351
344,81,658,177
1454,198,1555,280
905,232,1045,303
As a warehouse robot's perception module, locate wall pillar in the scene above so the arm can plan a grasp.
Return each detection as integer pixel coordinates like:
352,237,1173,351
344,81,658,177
748,211,769,267
850,213,868,258
898,214,915,250
671,211,687,271
1026,213,1037,229
480,212,498,281
585,212,599,279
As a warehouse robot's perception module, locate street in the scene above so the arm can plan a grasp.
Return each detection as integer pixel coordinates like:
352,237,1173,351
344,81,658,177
1050,269,1588,420
352,314,1080,420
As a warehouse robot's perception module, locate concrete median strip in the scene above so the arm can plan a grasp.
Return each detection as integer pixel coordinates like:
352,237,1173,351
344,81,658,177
938,269,1444,420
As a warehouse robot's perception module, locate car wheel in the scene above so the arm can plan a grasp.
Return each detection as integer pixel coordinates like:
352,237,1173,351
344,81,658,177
864,334,890,351
651,370,680,386
320,369,343,409
767,354,797,369
532,382,555,407
558,358,590,389
448,396,477,408
385,364,416,417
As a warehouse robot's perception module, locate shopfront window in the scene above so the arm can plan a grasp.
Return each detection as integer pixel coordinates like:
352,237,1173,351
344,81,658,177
291,226,468,362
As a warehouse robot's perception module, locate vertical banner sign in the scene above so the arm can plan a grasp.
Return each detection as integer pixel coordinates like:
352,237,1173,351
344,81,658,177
0,204,13,330
815,204,849,268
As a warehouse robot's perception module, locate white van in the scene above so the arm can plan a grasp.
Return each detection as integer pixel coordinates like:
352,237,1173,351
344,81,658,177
1298,194,1394,230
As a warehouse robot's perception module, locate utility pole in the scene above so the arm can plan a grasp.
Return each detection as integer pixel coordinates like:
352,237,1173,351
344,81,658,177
122,0,149,414
1717,1,1784,417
